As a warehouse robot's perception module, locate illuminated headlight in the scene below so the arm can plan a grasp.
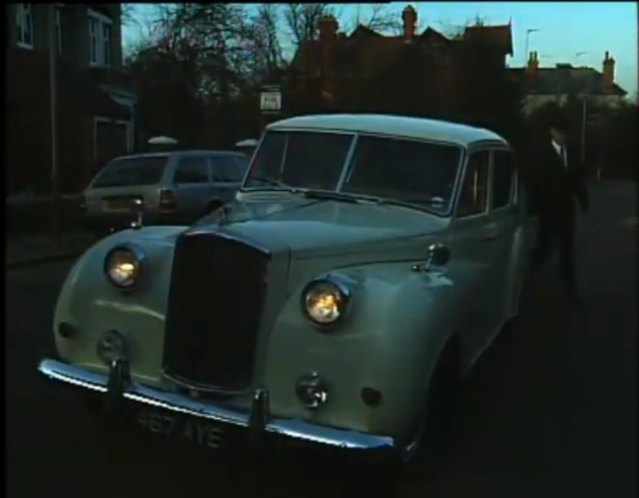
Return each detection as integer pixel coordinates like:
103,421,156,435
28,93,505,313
104,244,145,289
302,277,351,326
97,330,127,364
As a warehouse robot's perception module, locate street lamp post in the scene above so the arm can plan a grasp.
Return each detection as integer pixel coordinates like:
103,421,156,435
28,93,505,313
48,5,60,245
524,28,540,63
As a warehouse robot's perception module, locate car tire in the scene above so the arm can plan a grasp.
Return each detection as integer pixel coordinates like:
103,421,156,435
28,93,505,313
398,339,463,472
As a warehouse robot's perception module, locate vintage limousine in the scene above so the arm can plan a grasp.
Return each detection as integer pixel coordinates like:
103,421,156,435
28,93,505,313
38,114,535,463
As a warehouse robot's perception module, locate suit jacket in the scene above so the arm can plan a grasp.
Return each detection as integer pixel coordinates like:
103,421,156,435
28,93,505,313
528,138,589,221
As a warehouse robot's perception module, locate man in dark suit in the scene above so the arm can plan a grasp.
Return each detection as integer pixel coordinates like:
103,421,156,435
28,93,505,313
529,111,590,302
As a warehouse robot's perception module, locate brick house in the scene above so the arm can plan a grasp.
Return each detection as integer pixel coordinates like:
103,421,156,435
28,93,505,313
6,3,136,195
283,5,513,122
512,51,628,117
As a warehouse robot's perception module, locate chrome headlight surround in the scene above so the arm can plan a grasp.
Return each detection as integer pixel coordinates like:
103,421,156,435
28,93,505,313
300,273,355,329
103,243,146,290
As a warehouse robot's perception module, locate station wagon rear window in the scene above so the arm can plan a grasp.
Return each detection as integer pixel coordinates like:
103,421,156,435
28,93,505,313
92,156,168,188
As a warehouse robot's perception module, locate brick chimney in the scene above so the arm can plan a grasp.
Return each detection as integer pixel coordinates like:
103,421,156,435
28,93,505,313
526,51,539,73
402,5,417,40
602,51,616,90
318,14,338,42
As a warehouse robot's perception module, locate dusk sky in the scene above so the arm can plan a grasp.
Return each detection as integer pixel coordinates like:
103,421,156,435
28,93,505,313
123,2,638,99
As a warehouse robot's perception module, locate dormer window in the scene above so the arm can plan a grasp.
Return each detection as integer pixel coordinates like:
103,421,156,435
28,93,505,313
88,9,112,66
16,4,34,50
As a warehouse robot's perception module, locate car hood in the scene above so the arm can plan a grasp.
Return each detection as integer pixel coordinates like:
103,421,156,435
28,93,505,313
189,192,450,259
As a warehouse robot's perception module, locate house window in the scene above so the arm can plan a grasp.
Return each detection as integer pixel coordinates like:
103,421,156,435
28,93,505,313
88,9,113,66
16,4,34,49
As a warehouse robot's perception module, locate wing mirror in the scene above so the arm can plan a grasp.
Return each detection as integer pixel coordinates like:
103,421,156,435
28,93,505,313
412,243,450,273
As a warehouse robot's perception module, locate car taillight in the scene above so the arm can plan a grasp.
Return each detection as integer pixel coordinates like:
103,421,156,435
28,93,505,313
159,189,177,211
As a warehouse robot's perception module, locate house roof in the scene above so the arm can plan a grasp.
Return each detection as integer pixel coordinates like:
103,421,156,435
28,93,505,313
510,66,627,96
463,25,513,56
290,23,512,81
268,114,507,147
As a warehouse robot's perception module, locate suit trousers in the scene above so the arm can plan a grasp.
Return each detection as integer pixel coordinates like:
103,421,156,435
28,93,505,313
531,201,577,295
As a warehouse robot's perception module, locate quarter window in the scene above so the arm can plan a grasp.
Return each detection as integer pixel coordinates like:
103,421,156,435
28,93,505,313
16,4,34,49
457,151,490,217
491,150,514,209
88,9,112,66
174,157,209,184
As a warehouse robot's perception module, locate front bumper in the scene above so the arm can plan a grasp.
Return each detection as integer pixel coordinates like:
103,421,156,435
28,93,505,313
38,358,396,452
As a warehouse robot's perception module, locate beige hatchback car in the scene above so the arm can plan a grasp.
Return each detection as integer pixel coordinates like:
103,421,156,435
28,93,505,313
39,114,536,464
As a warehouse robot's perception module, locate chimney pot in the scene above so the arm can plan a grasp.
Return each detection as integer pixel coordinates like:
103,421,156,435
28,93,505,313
319,14,339,42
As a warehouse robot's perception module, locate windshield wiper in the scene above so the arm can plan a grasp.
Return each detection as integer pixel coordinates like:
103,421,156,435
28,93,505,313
246,176,294,190
297,190,359,204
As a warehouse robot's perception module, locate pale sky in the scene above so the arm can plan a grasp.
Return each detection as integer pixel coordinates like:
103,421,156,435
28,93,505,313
123,2,638,99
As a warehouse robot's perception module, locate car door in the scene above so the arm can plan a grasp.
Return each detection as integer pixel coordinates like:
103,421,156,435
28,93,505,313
172,154,212,218
209,155,243,204
485,148,520,334
447,149,500,360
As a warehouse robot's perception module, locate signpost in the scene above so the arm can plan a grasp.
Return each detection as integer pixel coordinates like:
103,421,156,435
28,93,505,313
260,86,282,114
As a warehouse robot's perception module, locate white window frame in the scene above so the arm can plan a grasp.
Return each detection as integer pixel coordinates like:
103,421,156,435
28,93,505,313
56,7,63,53
88,9,113,67
16,4,34,50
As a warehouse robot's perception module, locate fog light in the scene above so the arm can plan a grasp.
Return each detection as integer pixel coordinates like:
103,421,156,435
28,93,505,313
97,330,127,365
295,372,328,410
58,322,76,339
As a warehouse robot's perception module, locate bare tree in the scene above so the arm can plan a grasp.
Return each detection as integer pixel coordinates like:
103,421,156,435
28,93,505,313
283,3,334,46
345,3,402,34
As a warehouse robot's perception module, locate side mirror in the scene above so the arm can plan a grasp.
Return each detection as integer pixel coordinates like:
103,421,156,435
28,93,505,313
428,243,450,266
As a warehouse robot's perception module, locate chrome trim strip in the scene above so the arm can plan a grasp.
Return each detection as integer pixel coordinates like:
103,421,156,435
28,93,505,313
163,371,248,396
38,358,395,451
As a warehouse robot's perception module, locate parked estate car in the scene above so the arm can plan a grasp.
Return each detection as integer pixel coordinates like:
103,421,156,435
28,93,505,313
39,114,536,464
81,150,250,231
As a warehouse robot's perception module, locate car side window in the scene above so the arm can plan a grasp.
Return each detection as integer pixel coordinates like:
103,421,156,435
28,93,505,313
233,156,250,176
457,151,490,217
174,156,209,184
210,156,242,182
492,150,514,209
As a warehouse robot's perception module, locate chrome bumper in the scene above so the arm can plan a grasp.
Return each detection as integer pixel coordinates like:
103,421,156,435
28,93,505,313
38,358,396,452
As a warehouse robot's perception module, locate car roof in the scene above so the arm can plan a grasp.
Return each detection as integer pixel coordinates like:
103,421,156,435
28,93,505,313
268,114,508,147
112,150,244,161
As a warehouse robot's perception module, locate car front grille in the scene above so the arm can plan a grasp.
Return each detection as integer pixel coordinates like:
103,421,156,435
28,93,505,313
162,230,270,391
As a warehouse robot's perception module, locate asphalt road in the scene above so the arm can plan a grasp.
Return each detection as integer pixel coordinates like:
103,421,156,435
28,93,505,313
6,181,636,498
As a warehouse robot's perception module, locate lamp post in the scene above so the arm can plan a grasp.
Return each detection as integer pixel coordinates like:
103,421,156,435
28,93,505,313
48,5,60,244
524,28,540,63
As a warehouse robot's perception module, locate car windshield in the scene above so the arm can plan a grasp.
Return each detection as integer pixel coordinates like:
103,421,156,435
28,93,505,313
342,135,462,214
91,156,168,188
243,130,462,215
243,131,353,191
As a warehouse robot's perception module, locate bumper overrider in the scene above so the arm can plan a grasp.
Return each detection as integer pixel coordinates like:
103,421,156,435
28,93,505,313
37,358,396,455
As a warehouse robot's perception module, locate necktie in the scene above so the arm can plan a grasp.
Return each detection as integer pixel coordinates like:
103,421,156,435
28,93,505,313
559,146,567,169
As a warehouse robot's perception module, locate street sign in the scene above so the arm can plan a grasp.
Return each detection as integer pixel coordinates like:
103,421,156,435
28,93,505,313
260,89,282,114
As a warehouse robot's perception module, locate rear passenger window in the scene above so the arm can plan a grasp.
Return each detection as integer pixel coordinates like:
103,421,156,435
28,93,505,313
492,150,514,209
174,156,209,184
233,156,250,176
210,156,242,182
457,151,489,217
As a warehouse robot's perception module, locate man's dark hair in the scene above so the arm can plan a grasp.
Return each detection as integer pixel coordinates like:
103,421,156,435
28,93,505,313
547,110,571,132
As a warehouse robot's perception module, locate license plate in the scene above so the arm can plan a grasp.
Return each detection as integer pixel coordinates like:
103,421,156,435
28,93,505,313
104,199,135,212
135,408,225,449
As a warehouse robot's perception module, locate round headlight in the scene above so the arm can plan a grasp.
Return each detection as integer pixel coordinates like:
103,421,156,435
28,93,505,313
302,279,349,326
104,245,144,288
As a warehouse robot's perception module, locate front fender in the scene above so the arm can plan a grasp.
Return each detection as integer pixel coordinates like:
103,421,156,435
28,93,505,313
53,227,185,386
262,260,464,438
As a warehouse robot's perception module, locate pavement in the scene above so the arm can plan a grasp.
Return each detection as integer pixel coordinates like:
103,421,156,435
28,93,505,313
5,180,637,498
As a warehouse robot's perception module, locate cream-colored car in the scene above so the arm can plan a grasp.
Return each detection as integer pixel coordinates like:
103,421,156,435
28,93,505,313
39,114,535,463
